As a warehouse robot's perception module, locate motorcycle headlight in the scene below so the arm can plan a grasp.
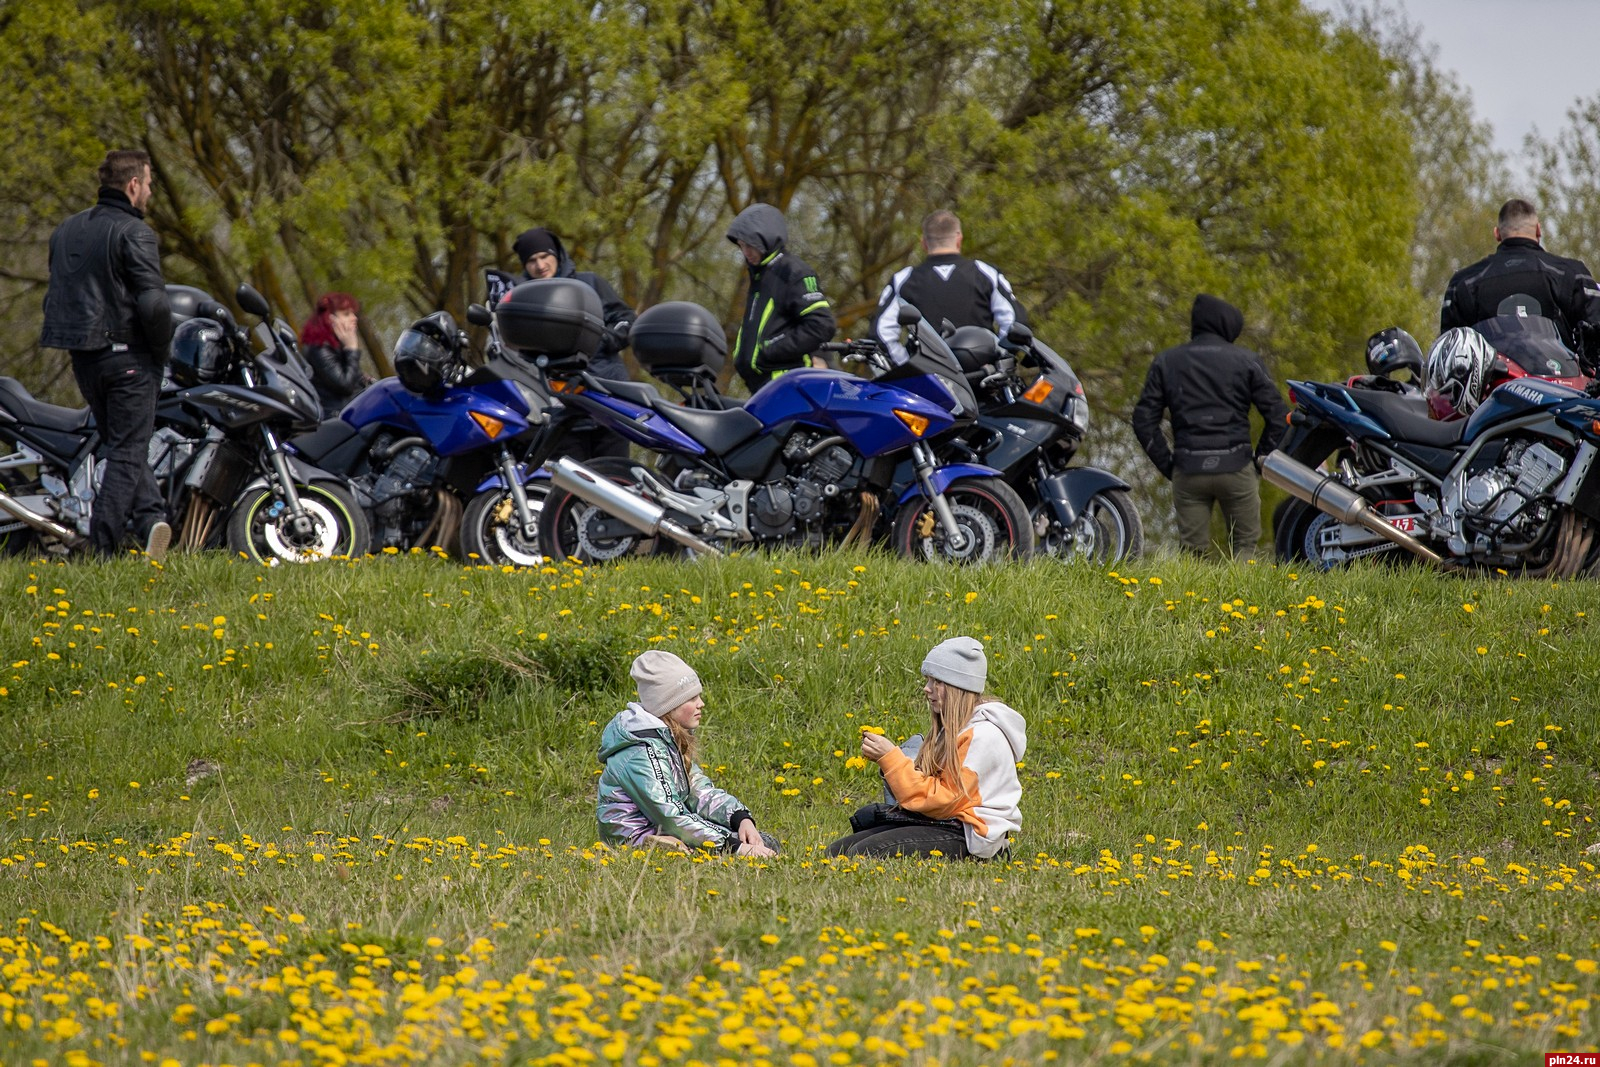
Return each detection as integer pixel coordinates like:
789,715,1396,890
1070,396,1090,434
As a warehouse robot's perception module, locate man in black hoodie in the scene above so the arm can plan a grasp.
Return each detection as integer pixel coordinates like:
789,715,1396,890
1132,294,1287,558
40,149,173,561
513,227,634,458
726,204,836,393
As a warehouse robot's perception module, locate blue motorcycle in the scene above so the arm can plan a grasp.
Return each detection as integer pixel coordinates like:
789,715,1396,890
533,299,1035,563
287,306,557,564
1264,354,1600,576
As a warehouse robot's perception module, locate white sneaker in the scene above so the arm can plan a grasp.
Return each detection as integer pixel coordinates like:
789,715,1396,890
144,521,172,563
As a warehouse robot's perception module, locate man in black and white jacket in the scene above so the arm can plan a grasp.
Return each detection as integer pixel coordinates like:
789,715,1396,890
873,210,1025,364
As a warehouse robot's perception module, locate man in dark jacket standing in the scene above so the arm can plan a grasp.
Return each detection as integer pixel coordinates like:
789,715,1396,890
513,226,634,459
1440,198,1600,374
726,204,836,393
40,149,173,561
1132,294,1287,558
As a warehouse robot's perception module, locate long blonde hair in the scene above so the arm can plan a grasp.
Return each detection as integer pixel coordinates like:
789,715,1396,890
664,715,698,769
913,680,994,794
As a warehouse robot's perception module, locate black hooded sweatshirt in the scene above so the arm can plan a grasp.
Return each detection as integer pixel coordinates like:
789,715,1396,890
726,203,836,392
518,231,634,381
1131,294,1288,478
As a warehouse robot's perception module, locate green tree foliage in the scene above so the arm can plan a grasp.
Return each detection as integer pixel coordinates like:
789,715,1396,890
0,0,1443,428
1532,94,1600,273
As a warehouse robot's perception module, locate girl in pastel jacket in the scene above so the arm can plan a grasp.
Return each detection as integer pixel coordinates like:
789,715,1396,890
827,636,1025,860
597,651,778,856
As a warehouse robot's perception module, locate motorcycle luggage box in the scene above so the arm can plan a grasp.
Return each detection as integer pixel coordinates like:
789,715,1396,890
495,278,605,364
630,301,727,376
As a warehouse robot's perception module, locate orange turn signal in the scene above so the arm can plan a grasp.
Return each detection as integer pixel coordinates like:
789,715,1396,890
470,411,505,439
1022,378,1055,404
893,409,930,437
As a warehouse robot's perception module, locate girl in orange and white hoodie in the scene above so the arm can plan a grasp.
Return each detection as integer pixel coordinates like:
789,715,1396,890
826,637,1025,860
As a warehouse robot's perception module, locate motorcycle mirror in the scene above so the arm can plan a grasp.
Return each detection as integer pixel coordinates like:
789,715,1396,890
897,304,923,328
209,303,236,328
236,284,271,319
1006,322,1034,347
465,303,493,328
938,318,957,339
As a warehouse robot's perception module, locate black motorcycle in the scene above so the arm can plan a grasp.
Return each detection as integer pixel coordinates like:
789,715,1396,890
164,285,371,563
866,323,1143,562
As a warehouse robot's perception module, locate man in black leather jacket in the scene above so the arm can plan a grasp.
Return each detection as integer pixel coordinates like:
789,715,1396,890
1132,294,1287,558
40,149,173,560
1441,198,1600,374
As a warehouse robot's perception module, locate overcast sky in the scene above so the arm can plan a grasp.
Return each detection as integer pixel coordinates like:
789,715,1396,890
1305,0,1600,179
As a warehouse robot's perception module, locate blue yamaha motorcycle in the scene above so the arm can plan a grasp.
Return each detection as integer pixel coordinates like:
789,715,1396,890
1264,365,1600,577
287,306,556,564
536,301,1034,563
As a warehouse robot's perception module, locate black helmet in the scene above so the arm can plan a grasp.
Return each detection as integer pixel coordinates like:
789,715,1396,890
169,317,232,386
393,312,459,394
1365,327,1424,380
947,325,1000,376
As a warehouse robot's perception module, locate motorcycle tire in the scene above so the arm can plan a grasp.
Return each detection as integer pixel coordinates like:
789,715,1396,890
1273,499,1318,563
225,480,371,564
1039,487,1144,563
461,482,551,567
538,456,663,564
891,476,1034,563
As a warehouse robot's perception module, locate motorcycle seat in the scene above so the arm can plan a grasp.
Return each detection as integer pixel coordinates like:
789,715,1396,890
0,377,93,433
1348,388,1465,447
649,400,763,454
593,378,662,408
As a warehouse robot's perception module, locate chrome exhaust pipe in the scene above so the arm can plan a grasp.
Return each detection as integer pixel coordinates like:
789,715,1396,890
0,490,86,548
545,456,723,557
1261,450,1443,565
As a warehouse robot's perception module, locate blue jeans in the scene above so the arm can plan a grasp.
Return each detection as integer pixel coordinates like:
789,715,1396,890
72,349,167,556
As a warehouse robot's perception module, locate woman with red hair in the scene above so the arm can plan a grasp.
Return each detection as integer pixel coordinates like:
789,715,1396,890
300,292,373,418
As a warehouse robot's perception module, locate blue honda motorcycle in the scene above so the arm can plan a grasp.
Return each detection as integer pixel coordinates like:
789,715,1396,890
287,307,556,564
536,302,1035,563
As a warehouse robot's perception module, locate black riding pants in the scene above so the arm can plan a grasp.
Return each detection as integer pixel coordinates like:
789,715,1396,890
71,348,167,557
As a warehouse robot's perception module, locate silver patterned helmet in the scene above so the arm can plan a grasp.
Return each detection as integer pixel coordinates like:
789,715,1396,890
1425,327,1497,420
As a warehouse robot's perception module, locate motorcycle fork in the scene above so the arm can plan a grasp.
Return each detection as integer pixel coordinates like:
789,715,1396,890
911,441,969,551
260,426,312,530
496,446,539,539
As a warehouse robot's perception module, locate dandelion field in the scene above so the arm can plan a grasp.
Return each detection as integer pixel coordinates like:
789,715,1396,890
0,548,1597,1066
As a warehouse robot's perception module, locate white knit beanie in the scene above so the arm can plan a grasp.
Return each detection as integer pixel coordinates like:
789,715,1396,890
921,636,987,693
630,650,703,717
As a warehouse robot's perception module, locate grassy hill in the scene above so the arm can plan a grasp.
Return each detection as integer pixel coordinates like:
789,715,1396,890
0,548,1596,1064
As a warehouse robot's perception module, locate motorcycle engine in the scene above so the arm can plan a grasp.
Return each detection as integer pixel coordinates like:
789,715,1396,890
1445,439,1568,553
369,441,438,546
745,438,861,540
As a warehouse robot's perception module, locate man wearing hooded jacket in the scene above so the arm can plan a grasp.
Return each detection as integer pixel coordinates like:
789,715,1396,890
512,227,634,458
1132,294,1287,558
726,204,836,393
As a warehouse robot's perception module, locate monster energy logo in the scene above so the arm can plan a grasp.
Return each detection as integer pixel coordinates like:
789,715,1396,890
804,276,819,292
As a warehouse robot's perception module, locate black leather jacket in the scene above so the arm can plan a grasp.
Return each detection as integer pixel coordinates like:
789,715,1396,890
1441,237,1600,369
305,344,370,419
41,188,172,355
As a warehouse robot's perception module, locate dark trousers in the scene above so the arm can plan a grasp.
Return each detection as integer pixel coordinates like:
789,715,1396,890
1172,465,1261,558
826,807,972,859
72,349,166,557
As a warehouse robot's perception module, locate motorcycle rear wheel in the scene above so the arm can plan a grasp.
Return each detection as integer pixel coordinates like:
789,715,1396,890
538,456,663,563
226,481,371,564
461,483,550,567
891,477,1034,563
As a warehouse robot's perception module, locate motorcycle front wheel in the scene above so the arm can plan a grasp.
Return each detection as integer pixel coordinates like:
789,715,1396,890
461,482,551,567
538,456,663,564
225,481,371,564
891,477,1034,563
1038,488,1143,563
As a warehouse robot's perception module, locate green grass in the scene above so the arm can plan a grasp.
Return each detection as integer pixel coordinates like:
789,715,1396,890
0,548,1596,1065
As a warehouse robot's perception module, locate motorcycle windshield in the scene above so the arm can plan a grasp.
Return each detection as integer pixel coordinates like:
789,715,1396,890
876,320,978,418
1472,314,1584,379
